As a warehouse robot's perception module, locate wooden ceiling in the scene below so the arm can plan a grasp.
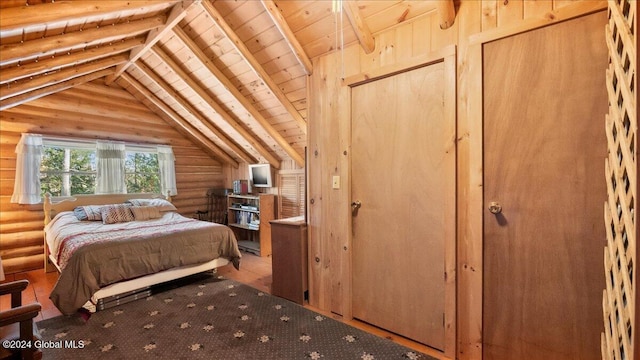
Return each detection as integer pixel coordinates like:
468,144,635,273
0,0,443,169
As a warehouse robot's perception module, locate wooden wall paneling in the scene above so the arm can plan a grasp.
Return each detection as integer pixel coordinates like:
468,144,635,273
482,0,498,31
456,1,483,359
497,0,524,28
307,53,348,313
524,0,553,19
353,1,437,35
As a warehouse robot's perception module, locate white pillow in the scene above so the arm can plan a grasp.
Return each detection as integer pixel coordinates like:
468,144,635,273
126,198,177,212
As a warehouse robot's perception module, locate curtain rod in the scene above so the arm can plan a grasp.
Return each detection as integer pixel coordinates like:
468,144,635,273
34,134,169,149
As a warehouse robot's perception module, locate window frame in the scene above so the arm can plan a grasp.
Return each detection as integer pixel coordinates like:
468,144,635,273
39,138,163,198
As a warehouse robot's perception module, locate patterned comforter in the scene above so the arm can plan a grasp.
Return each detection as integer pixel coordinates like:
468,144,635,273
45,211,241,315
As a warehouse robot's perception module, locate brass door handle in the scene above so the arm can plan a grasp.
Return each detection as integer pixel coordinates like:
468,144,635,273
351,200,362,215
488,201,502,214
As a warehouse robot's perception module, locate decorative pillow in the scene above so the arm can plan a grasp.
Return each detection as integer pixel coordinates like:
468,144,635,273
73,205,103,221
130,206,162,221
126,198,177,212
101,204,135,224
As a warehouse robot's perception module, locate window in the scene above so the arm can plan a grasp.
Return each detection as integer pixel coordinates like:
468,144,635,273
39,146,161,196
40,146,96,197
125,151,160,194
12,134,177,204
38,139,166,198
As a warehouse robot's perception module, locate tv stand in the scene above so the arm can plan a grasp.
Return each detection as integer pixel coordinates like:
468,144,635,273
227,193,274,256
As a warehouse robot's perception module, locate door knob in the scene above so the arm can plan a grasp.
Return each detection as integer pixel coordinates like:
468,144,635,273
351,200,362,215
488,201,502,214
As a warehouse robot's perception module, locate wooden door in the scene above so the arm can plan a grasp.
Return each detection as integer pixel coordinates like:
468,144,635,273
351,62,455,349
483,12,608,360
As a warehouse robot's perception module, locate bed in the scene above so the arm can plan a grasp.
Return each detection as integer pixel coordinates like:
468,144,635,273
43,193,241,315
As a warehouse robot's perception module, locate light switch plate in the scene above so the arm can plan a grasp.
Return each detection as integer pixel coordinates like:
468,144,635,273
332,176,340,189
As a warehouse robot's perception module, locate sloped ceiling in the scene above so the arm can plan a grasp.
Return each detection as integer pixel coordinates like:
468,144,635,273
0,0,442,169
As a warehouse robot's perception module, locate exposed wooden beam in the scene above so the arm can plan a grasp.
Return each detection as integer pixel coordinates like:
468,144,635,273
121,72,239,168
150,45,281,169
342,1,375,54
105,1,199,84
0,54,128,101
0,68,113,111
0,36,145,85
436,0,456,30
173,27,305,167
0,15,165,66
200,1,308,137
0,0,177,32
132,60,251,165
260,0,312,75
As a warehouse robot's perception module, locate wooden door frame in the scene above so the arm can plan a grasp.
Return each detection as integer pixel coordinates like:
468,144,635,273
343,45,457,359
458,3,608,359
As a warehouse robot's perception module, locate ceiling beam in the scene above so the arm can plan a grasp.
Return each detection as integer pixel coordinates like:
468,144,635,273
0,54,128,101
0,15,165,66
200,1,308,136
436,0,456,30
0,0,177,32
0,36,145,85
105,1,199,84
132,60,252,165
173,27,305,167
260,0,312,75
121,72,239,168
150,45,281,169
0,68,114,111
342,1,375,54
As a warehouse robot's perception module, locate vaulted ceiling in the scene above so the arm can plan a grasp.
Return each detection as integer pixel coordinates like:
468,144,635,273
0,0,445,169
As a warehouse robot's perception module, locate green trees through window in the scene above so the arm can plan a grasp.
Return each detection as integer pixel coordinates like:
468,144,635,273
40,146,160,196
125,152,160,194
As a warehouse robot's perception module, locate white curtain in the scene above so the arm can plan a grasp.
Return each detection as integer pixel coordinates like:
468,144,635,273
157,145,177,197
95,141,127,194
11,133,43,204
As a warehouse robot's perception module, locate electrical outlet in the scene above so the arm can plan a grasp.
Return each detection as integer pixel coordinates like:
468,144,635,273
332,176,340,189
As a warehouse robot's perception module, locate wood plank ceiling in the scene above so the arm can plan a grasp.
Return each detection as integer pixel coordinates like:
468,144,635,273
0,0,443,169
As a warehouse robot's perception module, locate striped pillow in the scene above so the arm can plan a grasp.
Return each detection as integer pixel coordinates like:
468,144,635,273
101,204,134,224
74,205,104,221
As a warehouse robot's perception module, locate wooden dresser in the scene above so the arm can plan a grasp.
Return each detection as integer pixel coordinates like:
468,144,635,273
270,216,307,304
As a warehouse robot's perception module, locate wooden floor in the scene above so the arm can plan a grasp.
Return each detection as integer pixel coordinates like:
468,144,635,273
1,251,444,359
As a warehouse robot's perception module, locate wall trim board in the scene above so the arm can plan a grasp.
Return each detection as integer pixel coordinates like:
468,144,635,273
342,45,456,88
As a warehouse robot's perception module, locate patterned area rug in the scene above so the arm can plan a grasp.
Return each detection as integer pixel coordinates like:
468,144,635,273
37,274,435,359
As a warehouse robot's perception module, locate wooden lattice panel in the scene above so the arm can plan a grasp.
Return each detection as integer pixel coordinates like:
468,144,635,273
603,1,637,360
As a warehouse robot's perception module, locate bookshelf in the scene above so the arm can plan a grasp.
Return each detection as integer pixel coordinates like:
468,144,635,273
227,193,274,256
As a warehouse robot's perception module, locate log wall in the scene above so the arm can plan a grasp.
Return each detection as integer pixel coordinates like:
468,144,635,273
306,1,608,359
0,80,225,274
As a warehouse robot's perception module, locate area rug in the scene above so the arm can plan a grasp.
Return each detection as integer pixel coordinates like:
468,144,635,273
37,274,435,359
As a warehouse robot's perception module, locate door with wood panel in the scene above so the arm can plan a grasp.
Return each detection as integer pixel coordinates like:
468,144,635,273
351,62,455,349
482,12,608,360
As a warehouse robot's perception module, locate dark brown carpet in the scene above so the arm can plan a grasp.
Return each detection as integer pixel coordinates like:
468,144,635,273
37,274,435,359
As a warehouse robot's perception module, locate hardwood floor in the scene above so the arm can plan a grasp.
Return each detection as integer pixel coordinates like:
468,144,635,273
1,251,444,360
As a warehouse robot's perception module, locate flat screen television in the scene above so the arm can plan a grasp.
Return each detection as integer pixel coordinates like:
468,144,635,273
249,163,273,188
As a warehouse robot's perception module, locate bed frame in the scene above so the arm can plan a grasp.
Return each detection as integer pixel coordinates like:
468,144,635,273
43,193,231,312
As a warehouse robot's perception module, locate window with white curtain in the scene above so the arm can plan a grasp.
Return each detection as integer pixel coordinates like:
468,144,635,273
11,134,177,204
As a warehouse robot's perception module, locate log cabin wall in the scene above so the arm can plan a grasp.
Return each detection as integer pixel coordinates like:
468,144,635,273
306,1,608,359
0,80,225,275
